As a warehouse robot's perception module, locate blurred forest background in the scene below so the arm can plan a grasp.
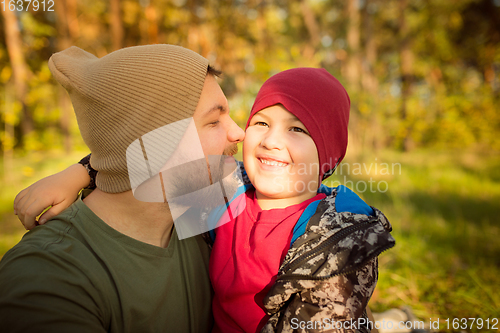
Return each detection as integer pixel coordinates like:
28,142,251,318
1,0,499,330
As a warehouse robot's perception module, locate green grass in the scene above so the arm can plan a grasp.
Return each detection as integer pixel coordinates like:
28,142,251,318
324,149,500,331
1,148,499,331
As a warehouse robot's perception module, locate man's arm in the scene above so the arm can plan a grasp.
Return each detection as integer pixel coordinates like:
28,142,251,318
0,244,107,333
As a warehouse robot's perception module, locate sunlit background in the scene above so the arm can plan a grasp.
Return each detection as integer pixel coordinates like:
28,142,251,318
1,0,499,328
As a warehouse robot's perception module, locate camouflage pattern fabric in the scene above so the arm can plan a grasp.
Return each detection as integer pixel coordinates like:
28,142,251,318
260,191,396,333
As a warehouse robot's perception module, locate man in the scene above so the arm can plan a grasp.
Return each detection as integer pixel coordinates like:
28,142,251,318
0,44,244,332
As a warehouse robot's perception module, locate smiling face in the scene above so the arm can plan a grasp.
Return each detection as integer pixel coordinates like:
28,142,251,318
243,104,320,210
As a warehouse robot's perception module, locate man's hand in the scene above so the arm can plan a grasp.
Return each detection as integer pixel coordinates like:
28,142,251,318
14,164,91,230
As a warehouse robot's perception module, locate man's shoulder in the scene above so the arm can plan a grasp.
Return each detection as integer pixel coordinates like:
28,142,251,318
0,200,109,283
0,202,113,332
0,225,100,286
6,201,93,255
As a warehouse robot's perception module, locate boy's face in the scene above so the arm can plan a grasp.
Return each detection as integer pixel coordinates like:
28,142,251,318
243,104,320,208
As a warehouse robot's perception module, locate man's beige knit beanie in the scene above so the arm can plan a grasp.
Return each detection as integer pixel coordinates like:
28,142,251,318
49,44,209,193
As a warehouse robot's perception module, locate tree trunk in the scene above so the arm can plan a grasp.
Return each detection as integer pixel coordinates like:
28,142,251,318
2,86,15,182
66,0,80,41
255,0,271,55
187,0,202,55
2,6,33,149
362,0,378,95
300,0,320,61
398,0,414,151
55,0,76,152
110,0,124,51
362,0,382,151
346,0,361,92
55,0,71,49
145,4,159,44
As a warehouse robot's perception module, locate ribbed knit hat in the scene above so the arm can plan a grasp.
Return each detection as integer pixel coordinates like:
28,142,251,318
246,67,350,181
49,45,209,193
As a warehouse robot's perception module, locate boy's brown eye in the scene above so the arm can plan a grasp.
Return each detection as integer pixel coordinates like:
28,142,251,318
290,127,307,133
255,121,268,127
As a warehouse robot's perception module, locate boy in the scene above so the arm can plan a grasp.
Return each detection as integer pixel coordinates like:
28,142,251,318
14,68,395,333
208,68,394,332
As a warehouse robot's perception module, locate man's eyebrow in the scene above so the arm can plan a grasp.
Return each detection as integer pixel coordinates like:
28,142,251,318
201,104,227,117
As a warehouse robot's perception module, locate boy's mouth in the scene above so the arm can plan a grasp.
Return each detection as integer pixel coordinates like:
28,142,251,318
257,157,289,167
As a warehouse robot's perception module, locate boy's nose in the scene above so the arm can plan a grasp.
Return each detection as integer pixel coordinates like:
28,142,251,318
260,130,284,150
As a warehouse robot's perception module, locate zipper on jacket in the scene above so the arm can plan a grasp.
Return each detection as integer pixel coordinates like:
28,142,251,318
278,220,393,281
277,242,394,282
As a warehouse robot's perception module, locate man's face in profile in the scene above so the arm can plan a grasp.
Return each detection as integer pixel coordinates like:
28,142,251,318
192,74,244,158
163,74,245,197
130,74,246,238
130,73,245,214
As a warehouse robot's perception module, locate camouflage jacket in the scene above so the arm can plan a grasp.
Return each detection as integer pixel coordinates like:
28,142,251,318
205,162,396,333
260,193,395,333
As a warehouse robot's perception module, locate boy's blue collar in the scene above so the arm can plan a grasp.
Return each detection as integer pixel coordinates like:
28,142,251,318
318,183,334,196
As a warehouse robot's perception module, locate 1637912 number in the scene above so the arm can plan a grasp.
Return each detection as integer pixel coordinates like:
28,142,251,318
444,318,498,330
2,0,55,12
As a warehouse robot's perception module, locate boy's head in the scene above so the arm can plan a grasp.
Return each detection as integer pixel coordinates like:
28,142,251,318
247,68,350,181
243,68,350,205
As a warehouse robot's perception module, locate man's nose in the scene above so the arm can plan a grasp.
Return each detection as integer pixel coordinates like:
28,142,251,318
227,118,245,143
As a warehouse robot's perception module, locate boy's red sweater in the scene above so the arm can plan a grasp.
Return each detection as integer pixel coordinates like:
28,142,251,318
210,189,326,333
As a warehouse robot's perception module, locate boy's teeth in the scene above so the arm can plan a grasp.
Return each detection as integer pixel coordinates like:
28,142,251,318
260,158,287,167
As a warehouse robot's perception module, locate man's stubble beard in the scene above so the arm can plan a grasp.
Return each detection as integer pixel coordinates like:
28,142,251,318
223,143,238,157
161,143,240,211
